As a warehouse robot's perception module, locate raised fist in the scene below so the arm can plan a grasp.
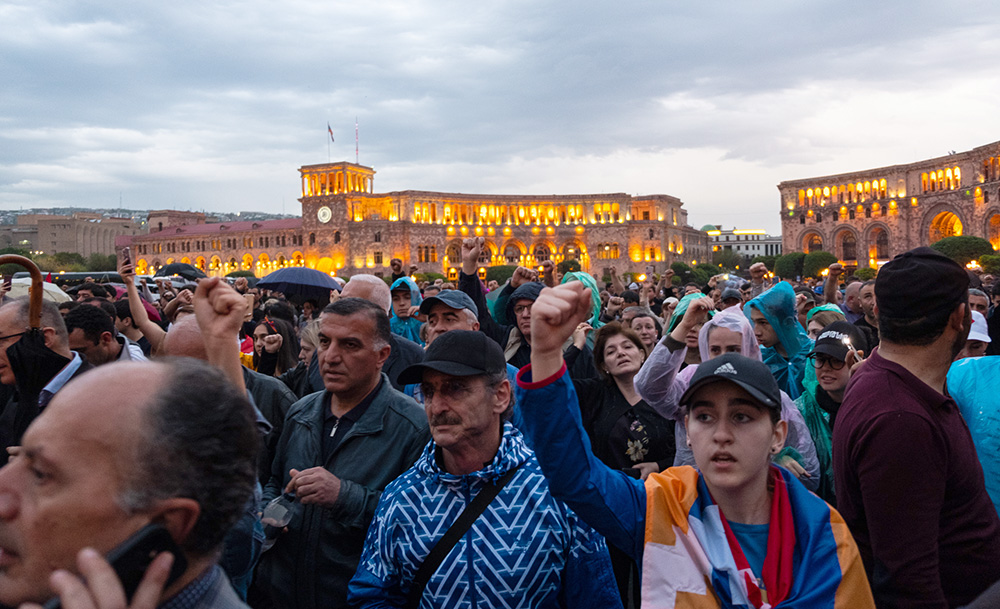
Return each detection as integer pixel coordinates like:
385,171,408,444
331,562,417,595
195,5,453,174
510,266,538,289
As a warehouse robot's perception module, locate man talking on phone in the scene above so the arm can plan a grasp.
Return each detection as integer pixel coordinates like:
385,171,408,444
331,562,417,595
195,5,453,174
0,278,260,609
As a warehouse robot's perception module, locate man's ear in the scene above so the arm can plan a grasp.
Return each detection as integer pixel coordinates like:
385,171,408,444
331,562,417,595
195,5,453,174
101,331,116,346
492,380,512,416
41,326,59,350
150,497,201,548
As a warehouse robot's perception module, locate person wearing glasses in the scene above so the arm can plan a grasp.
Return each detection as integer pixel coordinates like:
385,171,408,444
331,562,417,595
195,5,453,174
0,298,94,465
795,321,868,506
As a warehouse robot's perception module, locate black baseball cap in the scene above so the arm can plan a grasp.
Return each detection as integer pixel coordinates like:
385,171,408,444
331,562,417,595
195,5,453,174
679,353,781,411
876,246,969,319
720,287,742,303
809,321,868,361
419,289,479,317
397,330,504,385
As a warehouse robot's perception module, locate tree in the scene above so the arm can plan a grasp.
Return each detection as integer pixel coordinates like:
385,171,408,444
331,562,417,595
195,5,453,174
557,259,581,275
930,236,995,267
86,253,117,271
854,267,877,281
226,270,257,278
774,252,806,280
712,249,743,272
802,250,839,278
979,254,1000,275
484,265,517,285
413,271,446,284
0,247,34,276
750,255,779,271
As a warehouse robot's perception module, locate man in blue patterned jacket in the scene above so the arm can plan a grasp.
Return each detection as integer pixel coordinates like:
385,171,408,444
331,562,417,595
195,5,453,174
348,330,620,609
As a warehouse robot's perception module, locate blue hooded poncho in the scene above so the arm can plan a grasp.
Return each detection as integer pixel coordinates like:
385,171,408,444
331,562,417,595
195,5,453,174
389,277,424,345
744,281,813,400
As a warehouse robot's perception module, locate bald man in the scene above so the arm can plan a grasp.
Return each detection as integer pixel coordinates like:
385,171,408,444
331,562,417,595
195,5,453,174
163,316,295,483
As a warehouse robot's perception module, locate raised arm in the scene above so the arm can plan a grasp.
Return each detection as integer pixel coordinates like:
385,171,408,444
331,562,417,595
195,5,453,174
517,282,647,561
119,259,167,355
634,296,713,420
193,277,247,395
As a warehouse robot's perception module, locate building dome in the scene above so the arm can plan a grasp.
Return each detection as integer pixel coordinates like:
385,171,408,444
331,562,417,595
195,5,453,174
700,224,718,232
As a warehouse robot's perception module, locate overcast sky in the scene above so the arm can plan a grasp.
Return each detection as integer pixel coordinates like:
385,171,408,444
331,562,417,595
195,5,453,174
3,0,999,234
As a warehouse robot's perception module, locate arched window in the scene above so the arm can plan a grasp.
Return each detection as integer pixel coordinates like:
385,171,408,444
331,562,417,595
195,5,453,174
504,245,521,264
876,230,889,259
309,233,316,245
533,245,550,262
842,233,857,261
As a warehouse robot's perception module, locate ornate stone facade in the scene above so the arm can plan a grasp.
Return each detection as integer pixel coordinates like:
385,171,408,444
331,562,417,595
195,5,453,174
779,140,1000,268
127,160,710,278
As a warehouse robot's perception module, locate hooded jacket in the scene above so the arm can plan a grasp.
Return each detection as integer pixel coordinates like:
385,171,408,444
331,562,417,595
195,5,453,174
744,282,813,399
348,423,621,609
634,307,821,489
389,277,424,346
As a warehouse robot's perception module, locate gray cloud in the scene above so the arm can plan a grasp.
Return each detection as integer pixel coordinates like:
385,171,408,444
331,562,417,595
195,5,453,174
2,0,1000,234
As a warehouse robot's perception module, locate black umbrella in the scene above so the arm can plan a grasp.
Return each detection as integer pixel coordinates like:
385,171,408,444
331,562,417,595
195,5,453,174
256,267,342,300
154,263,207,281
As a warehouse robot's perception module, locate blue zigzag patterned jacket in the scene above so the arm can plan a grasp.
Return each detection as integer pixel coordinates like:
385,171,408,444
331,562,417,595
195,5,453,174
348,423,622,609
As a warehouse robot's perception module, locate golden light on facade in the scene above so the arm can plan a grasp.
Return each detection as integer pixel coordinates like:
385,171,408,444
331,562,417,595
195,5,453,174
574,226,584,234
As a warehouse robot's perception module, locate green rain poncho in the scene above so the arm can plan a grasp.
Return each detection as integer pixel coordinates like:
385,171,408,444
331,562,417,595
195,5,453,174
744,281,813,400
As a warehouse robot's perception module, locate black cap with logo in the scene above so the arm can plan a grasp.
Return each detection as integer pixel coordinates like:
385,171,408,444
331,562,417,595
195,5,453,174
679,353,781,411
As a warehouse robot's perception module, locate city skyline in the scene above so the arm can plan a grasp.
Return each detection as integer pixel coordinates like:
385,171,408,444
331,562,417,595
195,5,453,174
3,1,999,236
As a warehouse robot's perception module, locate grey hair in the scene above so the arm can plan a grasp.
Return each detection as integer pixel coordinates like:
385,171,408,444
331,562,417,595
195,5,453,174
463,308,478,326
322,297,393,351
344,274,392,313
969,288,988,300
2,297,68,346
118,358,259,556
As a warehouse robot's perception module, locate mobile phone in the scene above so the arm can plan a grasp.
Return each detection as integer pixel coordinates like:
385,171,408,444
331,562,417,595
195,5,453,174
42,524,187,609
2,274,11,290
622,467,642,479
120,246,132,268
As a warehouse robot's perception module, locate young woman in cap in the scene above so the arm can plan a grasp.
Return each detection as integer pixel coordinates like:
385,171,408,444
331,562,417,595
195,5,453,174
516,282,874,609
794,321,867,505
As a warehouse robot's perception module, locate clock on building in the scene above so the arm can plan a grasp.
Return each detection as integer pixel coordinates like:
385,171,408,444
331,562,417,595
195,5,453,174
317,206,332,223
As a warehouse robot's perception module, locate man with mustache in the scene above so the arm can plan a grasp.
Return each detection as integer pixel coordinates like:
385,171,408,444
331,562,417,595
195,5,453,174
348,330,619,608
255,297,429,609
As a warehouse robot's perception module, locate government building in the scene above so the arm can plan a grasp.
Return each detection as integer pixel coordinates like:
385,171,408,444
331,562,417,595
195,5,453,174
779,139,1000,269
125,160,710,279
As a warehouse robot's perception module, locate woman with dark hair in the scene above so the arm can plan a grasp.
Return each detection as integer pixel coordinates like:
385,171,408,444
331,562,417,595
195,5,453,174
570,321,675,609
252,317,298,377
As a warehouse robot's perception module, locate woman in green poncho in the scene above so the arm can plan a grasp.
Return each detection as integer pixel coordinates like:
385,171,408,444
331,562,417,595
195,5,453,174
666,292,713,370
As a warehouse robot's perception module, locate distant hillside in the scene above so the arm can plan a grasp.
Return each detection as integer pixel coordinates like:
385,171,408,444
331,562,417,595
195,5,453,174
0,208,296,225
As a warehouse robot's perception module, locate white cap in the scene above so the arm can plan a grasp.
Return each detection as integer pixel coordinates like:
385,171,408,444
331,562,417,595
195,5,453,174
969,310,991,343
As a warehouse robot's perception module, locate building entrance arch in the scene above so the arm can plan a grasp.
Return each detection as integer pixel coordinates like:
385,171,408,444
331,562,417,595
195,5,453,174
802,232,823,253
929,211,963,242
986,211,1000,250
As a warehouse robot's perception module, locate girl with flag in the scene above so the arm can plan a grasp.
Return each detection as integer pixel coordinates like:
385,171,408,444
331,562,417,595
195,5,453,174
515,281,874,608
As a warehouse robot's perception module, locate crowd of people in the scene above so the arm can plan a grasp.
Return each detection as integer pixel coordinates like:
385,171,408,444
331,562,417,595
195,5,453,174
0,242,997,609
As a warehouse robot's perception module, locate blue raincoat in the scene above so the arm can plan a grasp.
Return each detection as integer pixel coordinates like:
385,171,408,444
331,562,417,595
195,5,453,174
744,281,813,399
389,277,424,345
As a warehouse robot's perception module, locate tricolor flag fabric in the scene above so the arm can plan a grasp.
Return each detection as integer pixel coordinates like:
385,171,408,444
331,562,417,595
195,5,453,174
328,123,335,143
642,466,874,608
